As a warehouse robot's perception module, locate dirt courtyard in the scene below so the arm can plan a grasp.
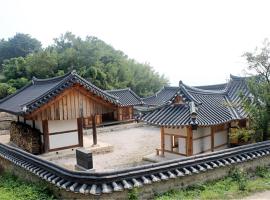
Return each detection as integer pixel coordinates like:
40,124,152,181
45,126,160,172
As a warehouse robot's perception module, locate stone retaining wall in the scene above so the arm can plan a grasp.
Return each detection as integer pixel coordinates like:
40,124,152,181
10,121,41,154
0,149,270,199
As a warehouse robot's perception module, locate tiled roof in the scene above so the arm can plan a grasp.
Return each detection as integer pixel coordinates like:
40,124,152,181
142,86,179,106
195,83,227,91
107,88,143,106
141,75,250,127
0,71,120,115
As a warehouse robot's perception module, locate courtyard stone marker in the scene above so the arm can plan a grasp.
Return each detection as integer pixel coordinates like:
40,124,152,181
76,148,93,170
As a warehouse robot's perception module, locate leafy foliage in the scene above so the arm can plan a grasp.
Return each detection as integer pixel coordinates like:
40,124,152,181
229,128,256,144
228,167,247,191
0,33,41,65
243,39,270,140
0,83,16,99
157,166,270,200
0,173,55,200
0,32,168,98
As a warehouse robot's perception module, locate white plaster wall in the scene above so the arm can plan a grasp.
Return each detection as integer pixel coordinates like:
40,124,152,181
193,136,211,154
49,131,79,149
164,127,187,136
18,116,24,122
35,120,43,133
25,120,33,127
214,130,228,147
178,138,186,154
193,127,211,139
164,135,172,151
48,119,77,133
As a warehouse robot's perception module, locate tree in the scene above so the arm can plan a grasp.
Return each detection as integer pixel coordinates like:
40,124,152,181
0,33,42,65
0,32,169,98
243,39,270,140
0,83,16,99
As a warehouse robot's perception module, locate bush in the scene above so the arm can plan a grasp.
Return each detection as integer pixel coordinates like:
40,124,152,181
128,188,139,200
229,128,256,144
229,167,247,191
255,166,270,178
0,173,55,200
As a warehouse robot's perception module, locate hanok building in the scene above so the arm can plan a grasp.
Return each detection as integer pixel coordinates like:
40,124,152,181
106,88,144,122
0,71,140,154
141,75,250,157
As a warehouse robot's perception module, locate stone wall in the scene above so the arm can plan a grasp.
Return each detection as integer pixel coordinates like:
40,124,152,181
0,150,270,199
10,121,41,154
0,112,16,130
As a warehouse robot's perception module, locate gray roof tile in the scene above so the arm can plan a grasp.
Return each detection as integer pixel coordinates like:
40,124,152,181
107,88,143,106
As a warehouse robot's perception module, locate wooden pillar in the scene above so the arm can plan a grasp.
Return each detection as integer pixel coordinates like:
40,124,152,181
92,114,97,145
187,126,193,156
77,117,84,147
161,126,165,156
211,126,215,152
42,120,49,153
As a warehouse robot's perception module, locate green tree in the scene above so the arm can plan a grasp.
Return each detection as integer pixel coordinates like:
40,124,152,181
243,39,270,140
0,33,41,65
0,32,169,98
0,83,16,99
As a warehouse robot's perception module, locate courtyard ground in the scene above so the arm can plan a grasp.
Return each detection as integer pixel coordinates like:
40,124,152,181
43,125,161,172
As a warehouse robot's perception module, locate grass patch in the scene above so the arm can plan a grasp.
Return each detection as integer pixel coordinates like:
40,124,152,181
156,166,270,200
0,172,55,200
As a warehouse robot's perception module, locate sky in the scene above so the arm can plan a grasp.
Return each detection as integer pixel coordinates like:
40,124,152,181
0,0,270,86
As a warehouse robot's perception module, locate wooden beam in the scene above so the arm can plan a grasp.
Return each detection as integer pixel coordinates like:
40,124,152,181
92,115,97,145
161,126,165,156
42,120,49,153
187,126,193,156
77,118,83,147
211,126,215,152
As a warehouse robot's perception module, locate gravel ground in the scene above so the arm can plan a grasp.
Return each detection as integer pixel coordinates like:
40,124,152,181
243,190,270,200
0,134,10,144
48,126,160,172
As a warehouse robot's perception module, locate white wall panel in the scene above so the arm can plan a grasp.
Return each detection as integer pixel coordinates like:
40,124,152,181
193,127,211,139
193,136,211,154
164,127,187,136
49,131,78,149
26,120,33,127
214,130,227,147
178,138,186,154
48,119,77,133
35,120,43,133
164,135,172,151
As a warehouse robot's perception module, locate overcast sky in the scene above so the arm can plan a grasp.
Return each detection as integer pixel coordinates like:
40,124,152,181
1,0,269,86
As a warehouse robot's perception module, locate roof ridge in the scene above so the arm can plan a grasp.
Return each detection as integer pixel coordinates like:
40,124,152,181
230,74,247,81
32,70,75,84
184,84,227,95
106,88,131,92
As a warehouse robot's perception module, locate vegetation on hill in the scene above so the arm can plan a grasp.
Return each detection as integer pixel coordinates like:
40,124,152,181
0,32,168,99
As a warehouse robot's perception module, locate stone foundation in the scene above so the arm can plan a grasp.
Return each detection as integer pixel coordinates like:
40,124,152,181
10,121,41,154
